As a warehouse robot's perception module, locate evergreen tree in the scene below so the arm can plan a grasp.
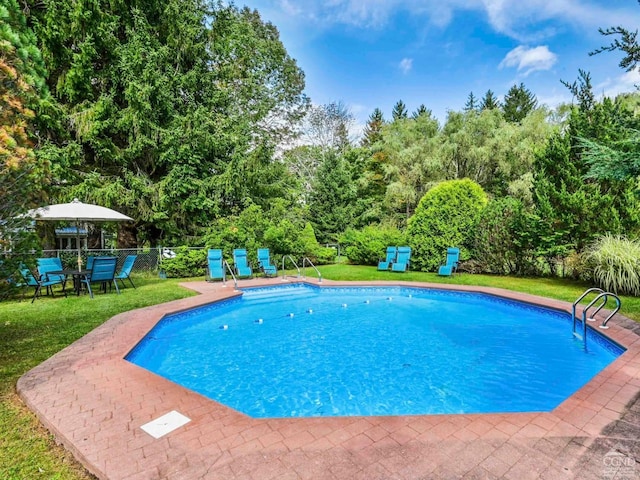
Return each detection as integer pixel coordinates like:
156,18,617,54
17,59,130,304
0,0,50,295
412,104,430,118
591,11,640,72
532,77,640,257
392,99,408,120
308,152,357,243
361,107,384,147
27,0,308,245
502,83,538,122
464,91,478,112
480,89,500,110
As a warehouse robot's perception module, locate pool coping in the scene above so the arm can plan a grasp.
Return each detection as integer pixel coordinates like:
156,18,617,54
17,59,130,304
17,278,640,479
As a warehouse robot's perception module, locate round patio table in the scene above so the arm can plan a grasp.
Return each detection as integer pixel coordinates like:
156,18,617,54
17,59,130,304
48,269,91,296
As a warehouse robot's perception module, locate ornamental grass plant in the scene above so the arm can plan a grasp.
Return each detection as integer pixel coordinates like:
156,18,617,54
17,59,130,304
584,234,640,296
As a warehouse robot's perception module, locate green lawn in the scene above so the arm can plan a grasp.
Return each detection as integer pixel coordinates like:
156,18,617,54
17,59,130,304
0,267,638,479
0,276,198,480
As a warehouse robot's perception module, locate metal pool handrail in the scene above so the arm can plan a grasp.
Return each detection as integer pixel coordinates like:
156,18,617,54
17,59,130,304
223,259,238,289
302,257,322,283
281,255,301,281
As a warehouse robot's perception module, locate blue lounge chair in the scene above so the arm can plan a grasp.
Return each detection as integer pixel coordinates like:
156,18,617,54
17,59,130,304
438,247,460,276
391,246,412,272
115,255,137,288
378,246,397,270
206,249,225,282
257,248,277,277
80,256,120,298
233,249,252,278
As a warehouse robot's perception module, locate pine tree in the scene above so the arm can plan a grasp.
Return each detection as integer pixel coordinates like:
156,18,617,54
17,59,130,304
392,99,408,120
412,104,430,118
308,152,357,243
361,108,385,147
464,92,478,112
480,89,500,110
502,83,538,122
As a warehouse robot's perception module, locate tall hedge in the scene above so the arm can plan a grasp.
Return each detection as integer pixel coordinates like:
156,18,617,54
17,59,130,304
407,179,487,271
340,224,406,265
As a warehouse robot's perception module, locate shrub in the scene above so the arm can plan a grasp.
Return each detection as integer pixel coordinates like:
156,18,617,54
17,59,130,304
340,225,406,265
202,204,269,262
160,247,207,278
264,221,333,264
407,179,487,271
471,197,540,275
583,234,640,295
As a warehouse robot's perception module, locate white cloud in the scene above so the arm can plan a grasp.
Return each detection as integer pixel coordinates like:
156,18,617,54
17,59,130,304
399,58,413,74
594,69,640,98
270,0,640,42
499,45,557,76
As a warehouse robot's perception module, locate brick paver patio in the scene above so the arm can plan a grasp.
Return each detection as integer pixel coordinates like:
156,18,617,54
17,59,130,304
17,278,640,479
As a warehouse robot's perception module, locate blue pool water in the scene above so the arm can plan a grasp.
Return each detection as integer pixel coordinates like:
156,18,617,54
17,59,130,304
126,284,624,418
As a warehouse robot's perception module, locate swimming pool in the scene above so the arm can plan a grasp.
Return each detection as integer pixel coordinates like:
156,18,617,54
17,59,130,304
126,284,623,418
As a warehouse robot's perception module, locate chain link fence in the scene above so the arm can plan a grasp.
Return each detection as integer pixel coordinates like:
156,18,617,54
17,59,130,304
38,247,204,273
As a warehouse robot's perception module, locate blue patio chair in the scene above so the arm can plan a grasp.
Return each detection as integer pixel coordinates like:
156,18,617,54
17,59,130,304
257,248,277,277
438,247,460,276
21,265,64,303
391,246,412,272
377,246,397,270
233,249,253,278
115,255,137,288
80,256,119,298
206,249,225,282
36,258,66,289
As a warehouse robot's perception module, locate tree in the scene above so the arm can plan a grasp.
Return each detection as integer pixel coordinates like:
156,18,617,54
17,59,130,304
464,91,478,112
377,112,442,222
361,108,385,147
590,9,640,72
306,101,354,151
502,83,538,122
438,108,553,197
27,0,308,245
480,89,500,110
407,179,488,271
308,152,357,243
412,104,430,118
392,99,408,120
0,0,51,295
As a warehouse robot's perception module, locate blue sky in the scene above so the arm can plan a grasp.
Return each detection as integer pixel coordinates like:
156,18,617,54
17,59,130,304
239,0,640,134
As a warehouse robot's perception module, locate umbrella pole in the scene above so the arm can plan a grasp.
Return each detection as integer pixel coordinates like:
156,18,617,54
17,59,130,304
77,221,82,271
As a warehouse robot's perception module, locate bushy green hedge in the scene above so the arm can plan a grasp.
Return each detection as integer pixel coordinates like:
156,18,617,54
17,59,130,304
340,225,406,265
407,179,487,271
161,247,207,278
471,197,538,275
201,204,332,269
584,234,640,295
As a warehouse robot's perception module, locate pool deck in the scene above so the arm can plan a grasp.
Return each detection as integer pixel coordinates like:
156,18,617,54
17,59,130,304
17,278,640,480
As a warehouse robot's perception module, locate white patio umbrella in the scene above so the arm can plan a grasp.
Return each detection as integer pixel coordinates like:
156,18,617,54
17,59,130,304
28,198,133,270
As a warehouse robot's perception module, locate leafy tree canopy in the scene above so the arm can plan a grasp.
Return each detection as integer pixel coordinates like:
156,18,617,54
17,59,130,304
26,0,308,245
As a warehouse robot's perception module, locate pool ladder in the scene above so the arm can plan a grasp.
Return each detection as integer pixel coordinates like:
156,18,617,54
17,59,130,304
281,255,322,283
572,288,621,347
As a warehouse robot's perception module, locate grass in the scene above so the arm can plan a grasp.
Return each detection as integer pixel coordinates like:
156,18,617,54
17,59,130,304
1,266,638,479
0,275,198,480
